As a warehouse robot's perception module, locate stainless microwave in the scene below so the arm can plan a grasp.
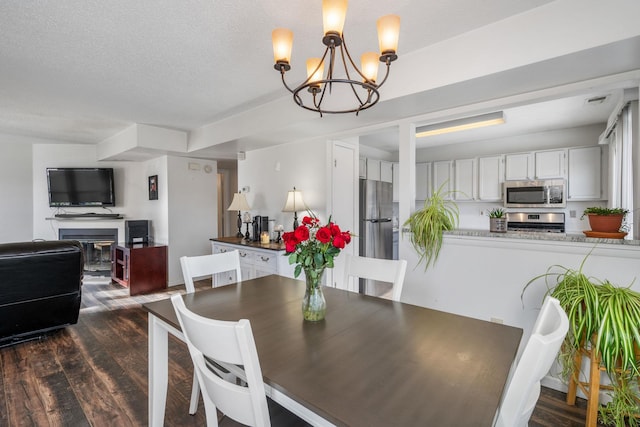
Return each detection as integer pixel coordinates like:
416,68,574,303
503,179,566,208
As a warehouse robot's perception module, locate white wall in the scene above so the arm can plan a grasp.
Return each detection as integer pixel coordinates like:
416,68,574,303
166,155,217,285
238,138,329,232
0,139,33,242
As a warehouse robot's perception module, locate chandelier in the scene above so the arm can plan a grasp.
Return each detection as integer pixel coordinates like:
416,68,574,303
271,0,400,116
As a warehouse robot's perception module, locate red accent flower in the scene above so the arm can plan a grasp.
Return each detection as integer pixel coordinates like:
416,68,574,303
341,231,351,244
285,240,297,252
302,216,316,225
332,235,346,249
294,225,310,242
330,223,341,236
315,227,332,243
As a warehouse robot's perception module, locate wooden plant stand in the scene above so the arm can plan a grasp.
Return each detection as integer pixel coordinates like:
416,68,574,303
566,336,640,427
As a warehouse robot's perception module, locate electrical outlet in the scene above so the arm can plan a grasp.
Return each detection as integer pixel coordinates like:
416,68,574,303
490,317,504,324
569,210,576,218
480,210,484,216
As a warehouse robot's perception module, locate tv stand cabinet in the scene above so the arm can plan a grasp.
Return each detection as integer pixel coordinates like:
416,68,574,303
111,243,167,295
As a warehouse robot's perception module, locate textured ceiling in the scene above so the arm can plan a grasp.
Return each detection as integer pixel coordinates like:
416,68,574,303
0,0,554,146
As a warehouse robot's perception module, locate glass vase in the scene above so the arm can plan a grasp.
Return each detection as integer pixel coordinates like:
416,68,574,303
302,268,326,321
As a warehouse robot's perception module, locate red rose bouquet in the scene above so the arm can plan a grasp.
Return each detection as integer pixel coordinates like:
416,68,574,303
282,215,352,280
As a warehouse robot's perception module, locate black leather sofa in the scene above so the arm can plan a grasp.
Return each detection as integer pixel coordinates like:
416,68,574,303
0,240,84,347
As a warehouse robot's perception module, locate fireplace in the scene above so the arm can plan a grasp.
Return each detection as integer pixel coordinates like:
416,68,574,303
59,228,118,276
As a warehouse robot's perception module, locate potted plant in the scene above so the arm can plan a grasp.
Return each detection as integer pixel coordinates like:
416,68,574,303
581,207,629,233
403,182,459,269
523,253,640,426
488,207,507,233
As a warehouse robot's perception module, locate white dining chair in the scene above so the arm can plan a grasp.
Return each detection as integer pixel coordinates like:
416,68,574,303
494,296,569,427
180,251,242,293
179,251,242,414
171,295,307,427
342,254,407,301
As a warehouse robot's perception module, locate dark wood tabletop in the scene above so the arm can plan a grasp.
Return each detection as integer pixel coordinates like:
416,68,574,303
143,275,522,427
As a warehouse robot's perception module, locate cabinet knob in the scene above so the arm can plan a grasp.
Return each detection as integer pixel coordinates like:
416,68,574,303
260,256,270,262
240,252,247,257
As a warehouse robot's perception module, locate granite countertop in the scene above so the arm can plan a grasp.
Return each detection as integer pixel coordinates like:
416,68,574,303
441,229,640,246
210,236,287,251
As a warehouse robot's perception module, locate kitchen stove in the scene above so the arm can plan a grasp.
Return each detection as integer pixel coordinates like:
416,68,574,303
506,212,565,233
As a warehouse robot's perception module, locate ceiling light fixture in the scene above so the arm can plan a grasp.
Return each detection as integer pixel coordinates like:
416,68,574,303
416,112,505,138
272,0,400,116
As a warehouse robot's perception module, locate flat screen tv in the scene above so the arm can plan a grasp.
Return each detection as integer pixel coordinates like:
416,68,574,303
47,168,115,207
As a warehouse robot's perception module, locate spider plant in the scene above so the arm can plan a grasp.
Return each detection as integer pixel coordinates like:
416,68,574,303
403,182,459,270
524,250,640,426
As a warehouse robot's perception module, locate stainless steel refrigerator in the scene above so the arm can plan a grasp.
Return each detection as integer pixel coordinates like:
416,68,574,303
359,179,393,296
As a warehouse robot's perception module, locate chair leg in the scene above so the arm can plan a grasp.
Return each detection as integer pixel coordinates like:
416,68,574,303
189,372,200,415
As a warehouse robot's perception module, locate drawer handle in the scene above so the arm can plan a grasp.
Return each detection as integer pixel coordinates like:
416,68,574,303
260,256,270,262
219,248,227,253
240,253,247,257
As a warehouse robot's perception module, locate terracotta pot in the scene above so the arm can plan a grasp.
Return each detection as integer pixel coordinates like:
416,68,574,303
586,213,624,233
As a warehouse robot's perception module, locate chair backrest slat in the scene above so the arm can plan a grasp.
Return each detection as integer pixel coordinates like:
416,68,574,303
180,251,242,293
342,254,407,301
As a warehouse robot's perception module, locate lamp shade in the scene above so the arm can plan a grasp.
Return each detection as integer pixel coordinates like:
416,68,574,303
282,188,306,212
361,52,379,83
322,0,348,36
227,193,251,211
272,28,293,65
306,57,324,85
377,14,400,55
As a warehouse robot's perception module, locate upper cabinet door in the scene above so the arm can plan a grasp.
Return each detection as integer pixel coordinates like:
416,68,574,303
505,153,534,180
366,159,381,181
454,158,476,201
433,160,453,198
568,146,602,200
392,162,399,202
535,149,567,179
380,161,393,183
478,155,505,201
415,162,432,200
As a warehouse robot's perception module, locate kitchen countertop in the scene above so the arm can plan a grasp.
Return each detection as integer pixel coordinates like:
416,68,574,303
441,229,640,246
210,236,287,251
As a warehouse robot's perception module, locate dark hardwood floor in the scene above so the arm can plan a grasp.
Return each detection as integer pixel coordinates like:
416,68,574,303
0,276,599,426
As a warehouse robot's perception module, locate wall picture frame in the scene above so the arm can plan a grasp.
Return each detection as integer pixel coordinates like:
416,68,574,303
148,175,158,200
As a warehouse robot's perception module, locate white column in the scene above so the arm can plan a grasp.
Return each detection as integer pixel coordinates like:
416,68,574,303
397,122,416,267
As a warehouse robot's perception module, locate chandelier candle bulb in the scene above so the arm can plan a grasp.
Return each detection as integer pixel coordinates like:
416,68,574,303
272,28,293,68
306,58,324,88
377,15,401,59
361,52,379,82
322,0,348,36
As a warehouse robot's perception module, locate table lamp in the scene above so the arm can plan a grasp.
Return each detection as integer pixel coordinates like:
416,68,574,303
282,187,306,230
227,192,251,237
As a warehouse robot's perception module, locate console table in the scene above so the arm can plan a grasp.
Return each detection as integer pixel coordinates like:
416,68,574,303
111,243,167,295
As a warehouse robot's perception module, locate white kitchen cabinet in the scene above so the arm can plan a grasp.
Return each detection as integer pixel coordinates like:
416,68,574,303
505,153,534,180
535,149,567,179
380,161,393,183
453,158,476,201
568,146,602,200
415,162,432,200
478,155,505,201
433,160,454,197
366,159,381,181
392,162,399,202
211,241,291,284
359,158,366,179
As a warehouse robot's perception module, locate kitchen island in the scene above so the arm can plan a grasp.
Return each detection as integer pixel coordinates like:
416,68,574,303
398,228,640,399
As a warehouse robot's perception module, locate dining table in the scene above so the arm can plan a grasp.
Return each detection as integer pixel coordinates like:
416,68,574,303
143,274,523,427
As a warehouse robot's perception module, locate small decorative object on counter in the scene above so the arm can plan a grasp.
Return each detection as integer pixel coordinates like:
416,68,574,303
260,231,270,245
274,224,284,243
243,212,252,240
488,208,507,233
282,214,352,321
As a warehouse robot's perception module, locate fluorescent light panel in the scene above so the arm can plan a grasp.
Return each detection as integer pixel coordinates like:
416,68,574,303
416,111,505,138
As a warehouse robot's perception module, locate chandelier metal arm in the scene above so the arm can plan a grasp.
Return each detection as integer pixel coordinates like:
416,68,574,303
337,38,369,110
